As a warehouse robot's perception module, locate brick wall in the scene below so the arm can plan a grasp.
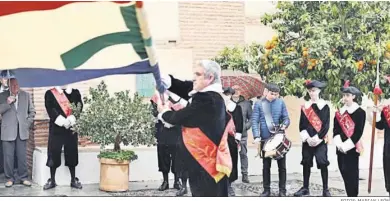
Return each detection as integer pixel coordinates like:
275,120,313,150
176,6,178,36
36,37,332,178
177,1,245,65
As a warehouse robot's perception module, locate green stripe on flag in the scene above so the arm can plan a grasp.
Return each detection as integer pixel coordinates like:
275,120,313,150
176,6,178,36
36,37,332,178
61,4,149,70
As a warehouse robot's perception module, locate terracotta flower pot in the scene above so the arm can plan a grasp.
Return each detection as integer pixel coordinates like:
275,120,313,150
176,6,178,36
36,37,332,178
99,158,130,192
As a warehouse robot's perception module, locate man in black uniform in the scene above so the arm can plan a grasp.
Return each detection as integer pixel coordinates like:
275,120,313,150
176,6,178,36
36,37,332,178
368,100,390,196
333,82,365,197
294,80,331,197
157,60,233,197
43,86,83,190
150,93,182,191
223,87,243,196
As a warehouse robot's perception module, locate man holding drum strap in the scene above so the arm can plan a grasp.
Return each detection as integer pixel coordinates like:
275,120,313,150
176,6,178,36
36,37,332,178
251,83,290,197
294,80,331,197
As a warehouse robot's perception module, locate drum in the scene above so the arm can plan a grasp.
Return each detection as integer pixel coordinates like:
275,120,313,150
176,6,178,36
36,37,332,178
262,132,291,160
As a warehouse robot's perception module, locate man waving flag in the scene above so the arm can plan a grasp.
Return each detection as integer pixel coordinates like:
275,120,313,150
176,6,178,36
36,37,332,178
0,1,165,93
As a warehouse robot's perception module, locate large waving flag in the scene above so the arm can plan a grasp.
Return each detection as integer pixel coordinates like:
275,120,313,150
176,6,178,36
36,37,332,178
0,1,165,92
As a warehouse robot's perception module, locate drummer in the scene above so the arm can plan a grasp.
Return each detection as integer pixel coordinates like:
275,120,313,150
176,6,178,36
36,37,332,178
252,83,290,197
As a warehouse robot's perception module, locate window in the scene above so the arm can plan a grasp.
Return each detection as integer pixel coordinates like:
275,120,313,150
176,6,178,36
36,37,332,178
136,74,155,97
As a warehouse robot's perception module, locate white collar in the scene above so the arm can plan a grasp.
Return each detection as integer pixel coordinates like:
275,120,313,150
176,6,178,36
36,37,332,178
340,102,360,114
227,100,236,112
188,83,223,97
54,86,72,94
304,99,327,110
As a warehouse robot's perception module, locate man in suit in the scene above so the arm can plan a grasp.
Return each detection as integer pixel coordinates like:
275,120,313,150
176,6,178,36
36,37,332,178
0,78,36,187
0,77,9,174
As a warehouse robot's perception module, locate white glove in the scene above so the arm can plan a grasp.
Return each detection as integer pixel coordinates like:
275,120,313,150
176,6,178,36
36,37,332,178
340,138,355,153
55,115,68,128
235,133,242,142
333,135,345,153
308,135,323,147
300,130,310,142
337,145,346,154
161,74,172,89
253,138,261,144
67,115,76,127
63,119,71,129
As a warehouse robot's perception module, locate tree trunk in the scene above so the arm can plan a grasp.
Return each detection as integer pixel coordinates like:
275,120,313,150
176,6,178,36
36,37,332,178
113,134,121,152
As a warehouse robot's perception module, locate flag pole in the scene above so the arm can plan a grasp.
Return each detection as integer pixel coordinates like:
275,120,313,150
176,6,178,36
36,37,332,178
135,1,165,105
368,39,382,194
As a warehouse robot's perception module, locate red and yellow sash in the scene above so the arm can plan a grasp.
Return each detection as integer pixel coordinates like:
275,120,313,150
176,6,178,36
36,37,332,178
382,105,390,127
50,88,72,117
301,105,328,142
182,118,234,183
335,111,364,153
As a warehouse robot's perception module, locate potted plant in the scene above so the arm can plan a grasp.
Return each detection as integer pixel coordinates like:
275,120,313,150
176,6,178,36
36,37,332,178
71,81,156,192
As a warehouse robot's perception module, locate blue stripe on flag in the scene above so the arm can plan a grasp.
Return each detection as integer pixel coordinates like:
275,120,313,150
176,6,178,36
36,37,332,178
12,60,159,88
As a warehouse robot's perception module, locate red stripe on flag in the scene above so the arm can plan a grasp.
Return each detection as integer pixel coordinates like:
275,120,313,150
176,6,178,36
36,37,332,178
0,1,131,17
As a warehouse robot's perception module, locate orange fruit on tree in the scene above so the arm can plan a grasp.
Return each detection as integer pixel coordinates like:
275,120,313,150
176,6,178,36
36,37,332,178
303,51,309,57
309,59,317,67
355,60,364,69
265,41,272,50
386,41,390,51
386,51,390,59
271,41,277,48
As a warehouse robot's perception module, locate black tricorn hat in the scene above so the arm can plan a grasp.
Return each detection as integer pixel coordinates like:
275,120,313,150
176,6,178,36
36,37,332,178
223,87,235,95
304,80,326,89
266,83,280,93
341,80,362,96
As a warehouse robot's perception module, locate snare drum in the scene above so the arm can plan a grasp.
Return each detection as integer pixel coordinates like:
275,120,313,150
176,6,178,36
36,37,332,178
262,133,291,160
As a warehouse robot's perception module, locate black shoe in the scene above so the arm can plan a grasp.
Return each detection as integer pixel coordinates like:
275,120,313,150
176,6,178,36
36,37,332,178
228,184,235,196
242,174,250,183
158,181,169,191
279,189,286,197
322,189,331,197
43,179,57,190
294,187,310,196
260,190,271,197
70,177,82,189
176,187,188,196
173,181,182,190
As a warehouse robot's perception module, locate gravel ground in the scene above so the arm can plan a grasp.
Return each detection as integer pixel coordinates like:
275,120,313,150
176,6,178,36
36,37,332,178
108,179,345,197
109,188,191,197
233,179,346,197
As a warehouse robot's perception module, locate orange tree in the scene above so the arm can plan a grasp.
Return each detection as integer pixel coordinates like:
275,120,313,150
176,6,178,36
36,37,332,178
214,1,390,107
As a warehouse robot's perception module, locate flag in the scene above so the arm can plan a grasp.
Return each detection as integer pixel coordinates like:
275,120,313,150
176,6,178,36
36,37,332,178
0,1,164,92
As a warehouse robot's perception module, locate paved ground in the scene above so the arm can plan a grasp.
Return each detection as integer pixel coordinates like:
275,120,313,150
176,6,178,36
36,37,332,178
0,168,388,197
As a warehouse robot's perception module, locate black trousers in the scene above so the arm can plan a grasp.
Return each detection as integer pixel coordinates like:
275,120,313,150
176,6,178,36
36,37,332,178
188,170,229,197
157,144,176,174
261,142,286,191
337,151,359,197
227,135,238,183
384,155,390,193
46,132,79,168
301,142,329,169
